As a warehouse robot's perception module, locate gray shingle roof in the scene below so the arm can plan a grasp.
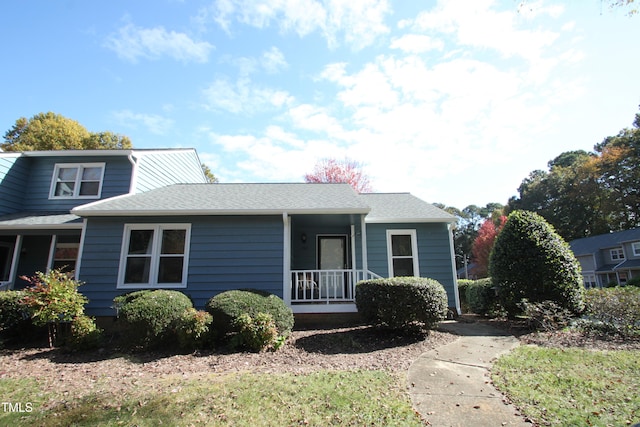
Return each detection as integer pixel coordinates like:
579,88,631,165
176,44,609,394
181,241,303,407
359,193,456,223
73,183,370,216
0,212,82,229
569,228,640,256
73,184,454,223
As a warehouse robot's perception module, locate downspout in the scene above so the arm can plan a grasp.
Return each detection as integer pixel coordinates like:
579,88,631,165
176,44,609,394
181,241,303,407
448,223,461,315
75,219,88,281
127,152,138,194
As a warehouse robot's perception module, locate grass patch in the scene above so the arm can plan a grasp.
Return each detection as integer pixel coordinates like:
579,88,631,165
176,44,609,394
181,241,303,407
492,346,640,426
0,370,423,426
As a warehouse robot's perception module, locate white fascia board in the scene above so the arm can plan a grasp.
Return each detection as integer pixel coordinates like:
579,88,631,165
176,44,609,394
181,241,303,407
22,150,134,157
0,223,83,230
72,207,370,217
365,217,457,224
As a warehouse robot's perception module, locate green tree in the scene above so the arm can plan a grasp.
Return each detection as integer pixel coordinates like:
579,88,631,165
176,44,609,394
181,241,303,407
201,163,219,183
2,112,132,151
489,210,584,317
509,108,640,239
594,110,640,231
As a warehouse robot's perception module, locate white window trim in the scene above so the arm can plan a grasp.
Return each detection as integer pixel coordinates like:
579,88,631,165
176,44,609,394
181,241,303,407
632,242,640,257
49,163,106,199
610,247,625,261
386,229,420,277
117,223,191,289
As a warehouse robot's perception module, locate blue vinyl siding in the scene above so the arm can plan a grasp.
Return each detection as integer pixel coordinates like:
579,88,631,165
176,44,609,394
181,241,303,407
366,222,457,306
134,151,206,193
22,156,132,212
79,215,284,316
0,155,29,214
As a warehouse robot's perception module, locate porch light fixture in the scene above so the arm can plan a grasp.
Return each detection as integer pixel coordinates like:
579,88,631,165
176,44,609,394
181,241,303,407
301,233,307,243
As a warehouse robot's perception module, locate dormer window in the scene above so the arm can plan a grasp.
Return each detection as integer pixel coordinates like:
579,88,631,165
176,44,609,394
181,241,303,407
610,248,625,261
49,163,105,199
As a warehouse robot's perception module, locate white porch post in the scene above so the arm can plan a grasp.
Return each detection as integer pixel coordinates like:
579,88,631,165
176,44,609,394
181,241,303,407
7,235,23,290
282,212,291,305
360,214,368,276
46,235,57,273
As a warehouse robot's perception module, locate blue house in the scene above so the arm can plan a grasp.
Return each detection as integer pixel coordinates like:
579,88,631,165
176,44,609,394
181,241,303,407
569,228,640,287
0,149,207,290
1,149,460,318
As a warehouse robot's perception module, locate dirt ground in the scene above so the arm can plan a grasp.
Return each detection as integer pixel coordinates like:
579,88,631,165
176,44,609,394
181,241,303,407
1,318,638,403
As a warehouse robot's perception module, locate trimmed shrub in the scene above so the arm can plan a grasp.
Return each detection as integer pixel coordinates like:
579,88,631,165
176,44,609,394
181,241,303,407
465,278,497,316
356,277,448,331
626,276,640,287
175,308,213,350
0,290,28,330
114,289,193,349
457,279,472,313
205,290,294,343
581,287,640,338
489,210,584,317
234,312,280,352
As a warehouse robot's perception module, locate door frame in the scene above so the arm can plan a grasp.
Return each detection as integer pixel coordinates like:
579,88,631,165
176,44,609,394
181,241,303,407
316,234,349,270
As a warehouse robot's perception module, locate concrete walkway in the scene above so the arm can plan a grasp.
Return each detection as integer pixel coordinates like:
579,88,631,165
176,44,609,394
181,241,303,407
408,319,531,426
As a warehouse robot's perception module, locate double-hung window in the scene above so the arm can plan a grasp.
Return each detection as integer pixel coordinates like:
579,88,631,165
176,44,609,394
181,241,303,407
610,248,625,261
118,224,191,288
633,242,640,257
386,230,420,277
50,163,105,199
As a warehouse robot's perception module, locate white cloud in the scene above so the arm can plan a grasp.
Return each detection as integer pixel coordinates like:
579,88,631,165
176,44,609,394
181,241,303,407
206,0,391,49
389,34,443,53
202,77,294,114
262,46,288,73
111,110,174,135
105,22,214,63
405,0,560,62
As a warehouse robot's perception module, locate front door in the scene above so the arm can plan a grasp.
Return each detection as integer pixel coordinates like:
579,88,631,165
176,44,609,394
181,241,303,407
318,236,348,298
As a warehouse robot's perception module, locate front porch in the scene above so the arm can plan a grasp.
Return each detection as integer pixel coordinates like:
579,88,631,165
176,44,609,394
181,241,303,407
290,269,381,310
284,212,382,314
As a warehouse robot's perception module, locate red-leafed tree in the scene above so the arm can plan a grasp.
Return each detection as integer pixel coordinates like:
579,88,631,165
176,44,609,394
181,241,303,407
471,216,507,278
304,158,373,193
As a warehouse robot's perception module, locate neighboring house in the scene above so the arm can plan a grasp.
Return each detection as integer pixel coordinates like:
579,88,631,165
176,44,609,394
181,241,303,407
1,149,460,317
0,149,207,291
569,228,640,288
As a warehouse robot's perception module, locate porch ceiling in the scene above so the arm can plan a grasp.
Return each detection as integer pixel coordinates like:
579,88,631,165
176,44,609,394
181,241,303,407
291,214,361,227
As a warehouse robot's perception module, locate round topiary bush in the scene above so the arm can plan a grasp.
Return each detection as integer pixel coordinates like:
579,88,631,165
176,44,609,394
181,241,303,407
0,290,28,331
114,289,194,349
205,289,294,342
489,210,584,317
356,277,448,331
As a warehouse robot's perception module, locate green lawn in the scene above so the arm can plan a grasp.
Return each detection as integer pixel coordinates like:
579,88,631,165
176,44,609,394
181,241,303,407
0,370,424,426
492,346,640,426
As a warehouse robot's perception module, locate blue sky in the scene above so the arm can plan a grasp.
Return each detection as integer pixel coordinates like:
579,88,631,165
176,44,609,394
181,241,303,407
1,0,639,208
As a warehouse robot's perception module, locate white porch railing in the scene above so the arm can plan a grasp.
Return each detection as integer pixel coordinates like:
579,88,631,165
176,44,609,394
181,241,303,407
290,269,381,304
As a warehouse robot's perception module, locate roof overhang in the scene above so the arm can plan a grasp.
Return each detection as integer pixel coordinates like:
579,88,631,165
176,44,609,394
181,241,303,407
0,213,83,230
365,217,457,224
72,208,370,217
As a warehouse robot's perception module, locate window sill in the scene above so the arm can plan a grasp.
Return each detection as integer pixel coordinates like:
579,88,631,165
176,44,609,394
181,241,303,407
117,283,187,289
